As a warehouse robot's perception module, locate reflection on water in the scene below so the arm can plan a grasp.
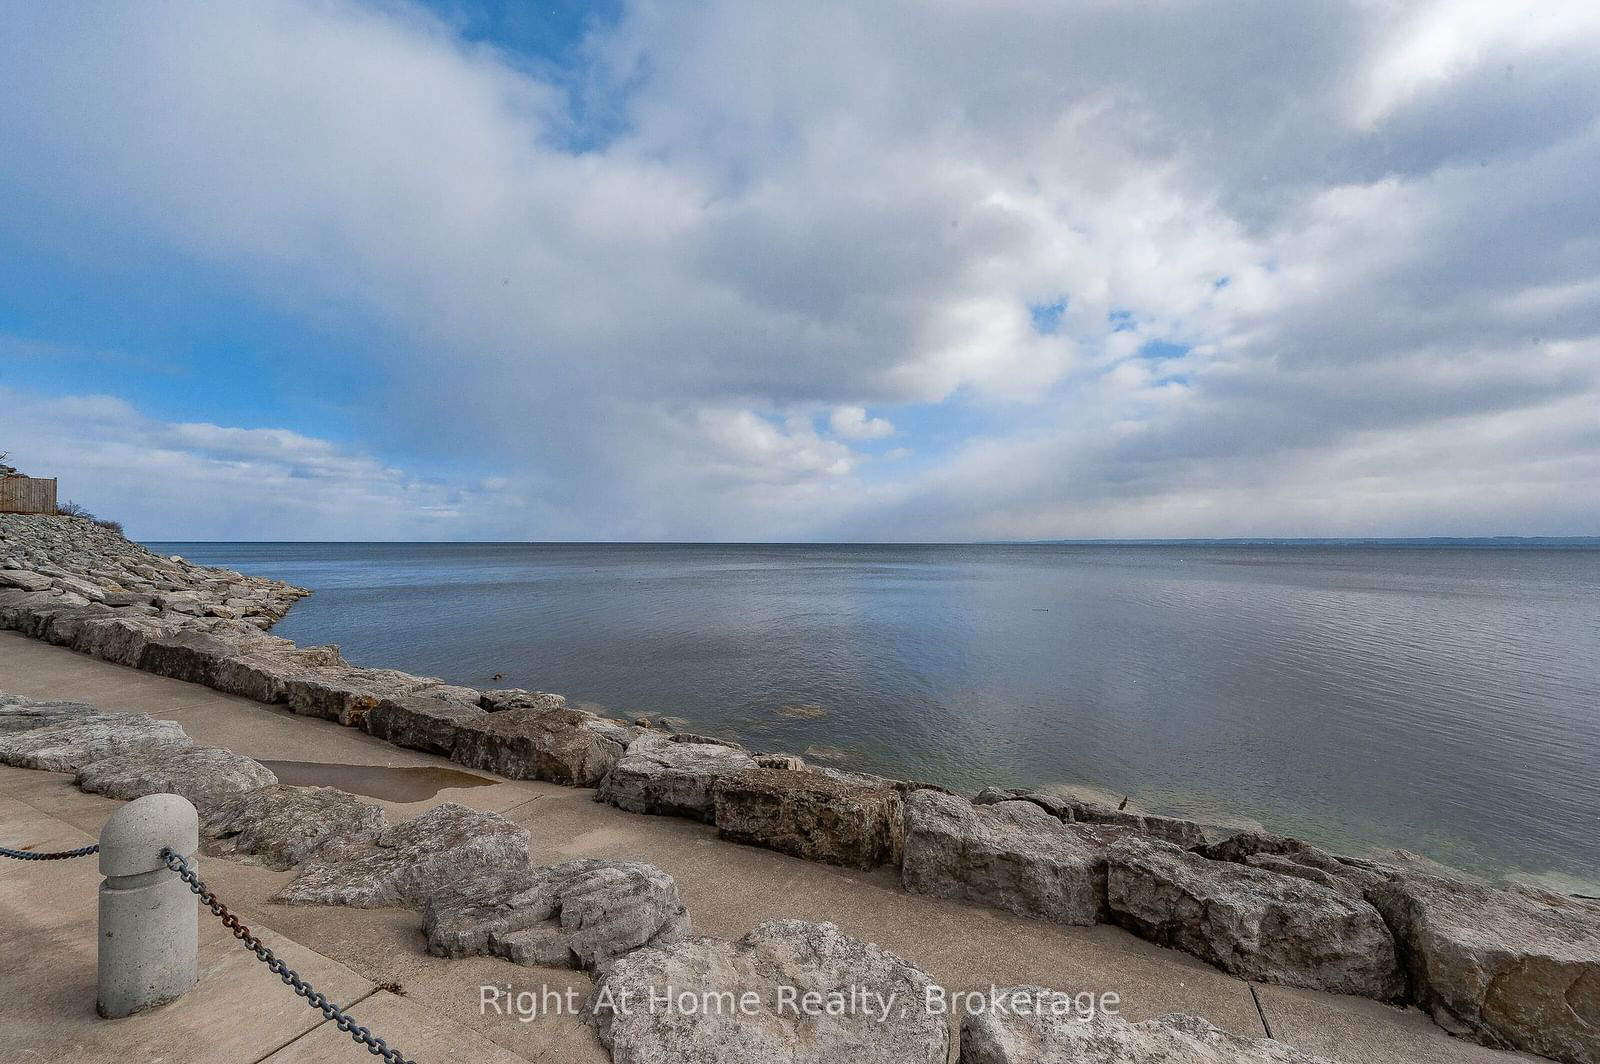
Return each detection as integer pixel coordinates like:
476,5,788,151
166,541,1600,886
262,759,497,803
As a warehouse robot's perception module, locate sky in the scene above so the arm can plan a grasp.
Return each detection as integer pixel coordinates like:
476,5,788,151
1,0,1597,541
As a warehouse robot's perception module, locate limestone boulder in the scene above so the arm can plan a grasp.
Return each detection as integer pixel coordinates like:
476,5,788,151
64,614,173,666
976,786,1217,850
362,694,487,756
1191,830,1394,900
137,628,250,686
598,732,757,822
479,688,570,713
902,790,1114,925
201,785,388,869
0,692,97,733
1106,835,1404,1000
210,644,345,703
0,570,52,592
0,712,192,772
589,920,949,1064
960,992,1335,1063
423,859,690,969
76,747,277,805
281,667,417,728
154,590,205,615
451,705,638,787
1369,872,1600,1064
275,802,530,908
55,575,108,602
713,768,904,870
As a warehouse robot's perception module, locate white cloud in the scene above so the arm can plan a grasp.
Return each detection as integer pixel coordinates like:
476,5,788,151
828,407,894,440
0,388,539,540
1,1,1597,538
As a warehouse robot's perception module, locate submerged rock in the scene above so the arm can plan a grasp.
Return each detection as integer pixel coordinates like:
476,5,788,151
76,746,277,805
598,731,757,822
960,993,1335,1063
589,920,949,1064
423,859,690,969
1370,872,1600,1064
1106,835,1404,1000
201,784,388,869
714,767,903,870
0,712,192,772
275,802,530,908
902,790,1114,925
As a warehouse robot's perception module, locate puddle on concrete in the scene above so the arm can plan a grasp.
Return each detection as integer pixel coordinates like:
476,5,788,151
260,760,498,803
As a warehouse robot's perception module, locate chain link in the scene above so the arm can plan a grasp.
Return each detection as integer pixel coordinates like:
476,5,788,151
0,843,99,861
159,848,414,1064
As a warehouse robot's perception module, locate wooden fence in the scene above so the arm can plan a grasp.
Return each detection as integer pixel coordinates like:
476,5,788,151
0,477,58,515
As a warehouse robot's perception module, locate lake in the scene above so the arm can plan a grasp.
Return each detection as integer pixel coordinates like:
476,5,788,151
153,541,1600,891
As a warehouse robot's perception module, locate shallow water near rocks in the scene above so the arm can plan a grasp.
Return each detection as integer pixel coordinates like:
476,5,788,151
261,759,498,803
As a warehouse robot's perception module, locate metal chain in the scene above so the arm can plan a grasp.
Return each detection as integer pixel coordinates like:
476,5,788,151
0,843,99,861
159,848,414,1064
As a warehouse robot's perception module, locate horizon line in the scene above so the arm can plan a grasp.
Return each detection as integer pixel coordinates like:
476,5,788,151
137,535,1600,547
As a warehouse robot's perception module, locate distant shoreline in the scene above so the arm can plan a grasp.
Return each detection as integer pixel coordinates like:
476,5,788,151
142,536,1600,548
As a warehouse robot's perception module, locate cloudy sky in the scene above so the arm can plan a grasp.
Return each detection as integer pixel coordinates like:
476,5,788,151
2,0,1597,540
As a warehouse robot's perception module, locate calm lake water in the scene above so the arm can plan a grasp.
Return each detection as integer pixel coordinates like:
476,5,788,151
153,542,1600,889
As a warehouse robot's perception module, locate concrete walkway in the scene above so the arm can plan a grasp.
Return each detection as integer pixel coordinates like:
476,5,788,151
0,631,1541,1064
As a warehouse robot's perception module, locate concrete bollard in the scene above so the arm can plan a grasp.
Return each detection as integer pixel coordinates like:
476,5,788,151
97,793,199,1018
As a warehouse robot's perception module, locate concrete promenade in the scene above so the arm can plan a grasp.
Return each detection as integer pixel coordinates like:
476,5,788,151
0,631,1540,1063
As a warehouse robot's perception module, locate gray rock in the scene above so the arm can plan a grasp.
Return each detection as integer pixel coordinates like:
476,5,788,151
59,613,172,666
281,667,406,727
0,712,193,772
55,575,108,602
201,785,388,869
0,570,52,592
754,753,807,771
362,694,487,756
275,802,530,908
211,644,344,703
1107,835,1404,1000
901,790,1113,925
451,705,637,787
479,688,570,713
598,731,757,821
960,992,1336,1063
423,859,690,969
713,767,904,870
976,786,1216,849
1369,872,1600,1064
0,691,98,733
137,628,250,686
154,590,205,615
589,920,949,1064
76,747,277,805
1195,830,1393,900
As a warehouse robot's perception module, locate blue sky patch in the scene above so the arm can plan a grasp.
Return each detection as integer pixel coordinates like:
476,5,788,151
1138,339,1191,360
1029,297,1068,335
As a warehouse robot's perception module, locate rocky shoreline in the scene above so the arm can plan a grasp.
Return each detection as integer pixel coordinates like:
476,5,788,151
2,513,1597,1064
